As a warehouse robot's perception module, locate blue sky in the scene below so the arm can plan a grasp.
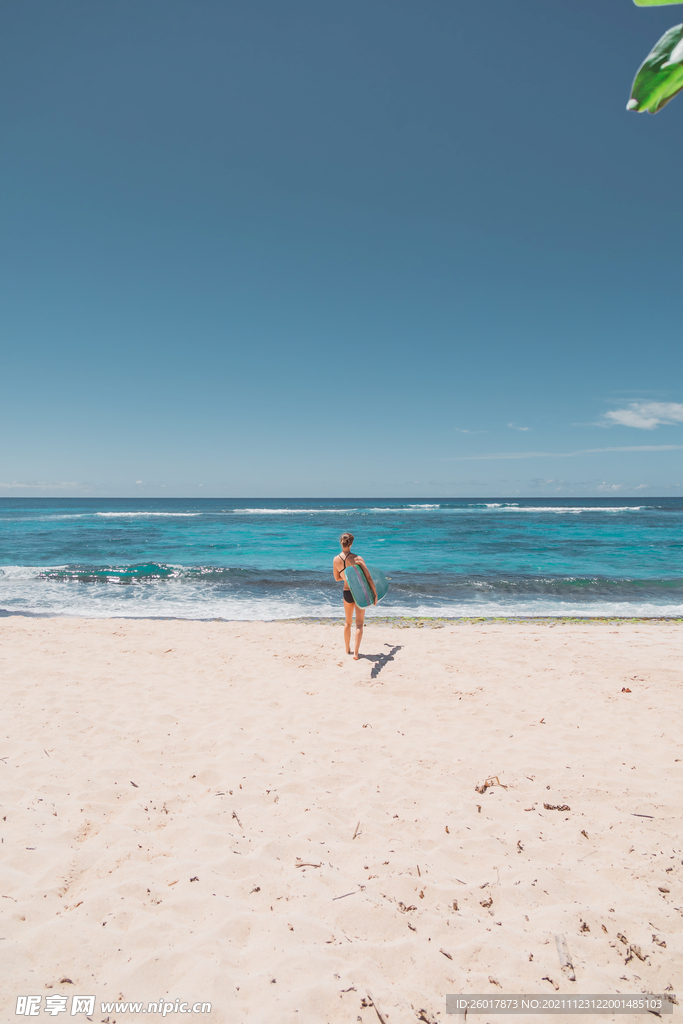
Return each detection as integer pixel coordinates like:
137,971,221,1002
1,0,682,497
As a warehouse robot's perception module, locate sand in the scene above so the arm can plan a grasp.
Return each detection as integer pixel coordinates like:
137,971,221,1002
0,616,681,1022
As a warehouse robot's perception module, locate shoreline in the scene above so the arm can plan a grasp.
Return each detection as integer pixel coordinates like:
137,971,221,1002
2,609,683,624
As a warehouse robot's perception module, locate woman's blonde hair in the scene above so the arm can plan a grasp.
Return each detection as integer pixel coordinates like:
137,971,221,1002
340,533,354,548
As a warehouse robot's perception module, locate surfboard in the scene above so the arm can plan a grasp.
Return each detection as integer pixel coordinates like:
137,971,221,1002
344,564,388,608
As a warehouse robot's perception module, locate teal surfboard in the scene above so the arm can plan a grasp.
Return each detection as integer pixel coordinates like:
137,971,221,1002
344,564,388,608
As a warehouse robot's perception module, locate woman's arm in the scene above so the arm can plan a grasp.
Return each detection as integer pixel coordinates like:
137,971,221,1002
332,556,345,582
356,558,378,604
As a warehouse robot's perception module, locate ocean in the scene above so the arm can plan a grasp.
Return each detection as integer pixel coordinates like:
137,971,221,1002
1,497,682,620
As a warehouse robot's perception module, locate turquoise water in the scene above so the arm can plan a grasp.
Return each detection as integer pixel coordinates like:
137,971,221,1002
1,498,682,619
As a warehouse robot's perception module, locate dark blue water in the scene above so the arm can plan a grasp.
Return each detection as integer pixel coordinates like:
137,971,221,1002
1,498,682,618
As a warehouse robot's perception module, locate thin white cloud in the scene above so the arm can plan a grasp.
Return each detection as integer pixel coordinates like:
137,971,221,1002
597,482,622,492
603,401,683,430
508,423,530,431
437,444,683,461
0,480,81,490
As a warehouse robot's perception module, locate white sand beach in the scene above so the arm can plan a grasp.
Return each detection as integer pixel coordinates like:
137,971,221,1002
1,617,681,1022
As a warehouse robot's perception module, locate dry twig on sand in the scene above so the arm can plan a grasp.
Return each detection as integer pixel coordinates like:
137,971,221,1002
475,775,507,794
555,933,576,981
365,990,388,1024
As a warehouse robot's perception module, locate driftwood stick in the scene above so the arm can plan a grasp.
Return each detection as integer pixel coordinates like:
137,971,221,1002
366,990,388,1024
352,821,361,840
555,933,576,981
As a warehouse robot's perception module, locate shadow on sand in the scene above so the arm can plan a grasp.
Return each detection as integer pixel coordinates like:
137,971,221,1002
357,644,403,679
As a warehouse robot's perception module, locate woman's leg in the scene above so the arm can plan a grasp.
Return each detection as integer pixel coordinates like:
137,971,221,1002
353,606,366,659
344,597,354,653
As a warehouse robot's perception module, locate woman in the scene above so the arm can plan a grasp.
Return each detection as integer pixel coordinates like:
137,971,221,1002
333,532,377,659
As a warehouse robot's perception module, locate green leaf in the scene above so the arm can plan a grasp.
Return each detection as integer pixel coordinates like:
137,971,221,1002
628,23,683,112
633,1,683,7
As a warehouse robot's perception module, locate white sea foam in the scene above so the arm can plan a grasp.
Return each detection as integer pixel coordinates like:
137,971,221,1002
1,569,681,621
11,513,202,521
235,508,357,515
367,599,683,619
364,506,443,512
236,506,443,514
2,596,680,619
21,505,649,520
95,512,202,517
14,512,204,520
488,505,645,514
0,565,68,579
232,503,648,515
39,514,91,520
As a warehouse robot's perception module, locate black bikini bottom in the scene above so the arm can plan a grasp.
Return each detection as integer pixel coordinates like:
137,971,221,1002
343,590,355,604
